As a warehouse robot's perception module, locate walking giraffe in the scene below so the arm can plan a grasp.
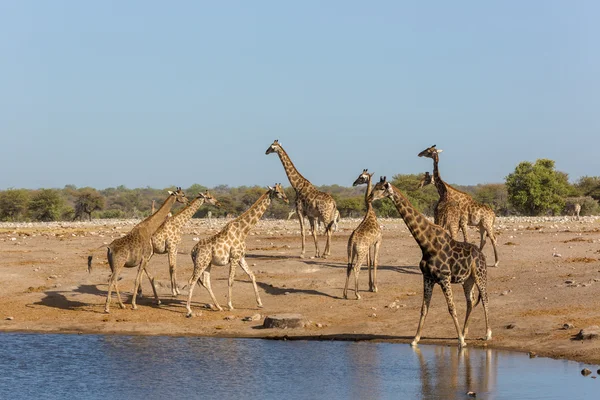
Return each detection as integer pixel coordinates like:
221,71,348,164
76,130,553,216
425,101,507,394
343,169,382,299
151,191,220,296
418,145,499,267
369,177,491,348
185,184,289,316
88,188,188,313
266,140,337,258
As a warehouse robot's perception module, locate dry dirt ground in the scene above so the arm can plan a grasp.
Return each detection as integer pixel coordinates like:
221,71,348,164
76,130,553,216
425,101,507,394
1,216,600,365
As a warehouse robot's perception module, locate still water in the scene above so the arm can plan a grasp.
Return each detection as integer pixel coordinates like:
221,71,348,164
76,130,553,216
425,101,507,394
0,333,597,400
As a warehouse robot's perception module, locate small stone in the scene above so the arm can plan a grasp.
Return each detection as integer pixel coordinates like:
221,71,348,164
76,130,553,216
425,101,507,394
500,290,510,296
581,368,592,376
263,314,305,329
252,263,257,267
370,313,377,317
562,323,574,330
6,316,14,321
467,392,476,398
506,323,517,329
224,315,235,321
565,280,574,284
528,352,537,358
242,314,261,322
192,237,200,241
316,323,323,328
284,291,290,295
48,275,58,280
553,253,562,257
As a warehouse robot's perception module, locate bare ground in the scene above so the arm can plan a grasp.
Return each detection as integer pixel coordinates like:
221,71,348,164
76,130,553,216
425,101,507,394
1,216,600,364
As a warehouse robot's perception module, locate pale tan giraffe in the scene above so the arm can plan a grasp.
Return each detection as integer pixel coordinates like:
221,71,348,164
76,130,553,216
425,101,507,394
565,202,581,220
151,191,220,296
266,140,337,258
88,188,188,313
343,169,382,299
418,145,499,267
185,184,289,316
370,177,491,348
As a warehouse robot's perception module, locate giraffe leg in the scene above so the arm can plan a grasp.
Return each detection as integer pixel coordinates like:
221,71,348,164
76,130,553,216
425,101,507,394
309,217,321,258
297,207,307,258
488,228,499,268
371,241,381,293
104,250,124,313
167,247,180,296
198,266,223,311
323,220,333,257
461,220,469,243
462,276,475,338
475,267,492,341
186,258,210,317
412,276,435,347
143,267,160,305
239,257,263,309
352,250,367,300
440,280,466,348
367,248,373,292
131,258,149,310
227,260,238,310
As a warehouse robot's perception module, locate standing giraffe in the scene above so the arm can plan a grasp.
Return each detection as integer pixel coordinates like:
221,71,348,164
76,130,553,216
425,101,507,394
565,202,581,220
88,188,188,313
185,184,289,316
344,169,383,299
151,191,220,296
418,145,499,267
266,140,337,258
369,177,491,348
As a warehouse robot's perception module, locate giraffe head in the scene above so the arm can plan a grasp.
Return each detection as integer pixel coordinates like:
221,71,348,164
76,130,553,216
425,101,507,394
198,190,221,208
352,169,374,186
418,145,443,161
168,187,189,204
268,183,289,204
368,176,394,203
265,140,283,155
418,171,435,188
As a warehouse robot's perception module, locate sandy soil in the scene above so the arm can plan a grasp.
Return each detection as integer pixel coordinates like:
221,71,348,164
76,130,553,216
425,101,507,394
1,216,600,364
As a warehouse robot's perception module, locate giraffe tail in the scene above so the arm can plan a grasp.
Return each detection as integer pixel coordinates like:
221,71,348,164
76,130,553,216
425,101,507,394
87,245,108,273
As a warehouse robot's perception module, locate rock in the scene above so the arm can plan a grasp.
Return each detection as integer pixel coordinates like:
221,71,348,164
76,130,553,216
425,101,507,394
553,252,562,257
573,326,600,340
48,275,58,280
224,315,235,321
581,368,592,376
263,314,306,329
506,323,517,329
565,280,574,284
528,352,537,358
6,316,14,321
242,314,262,322
316,323,323,328
467,392,476,398
562,323,574,330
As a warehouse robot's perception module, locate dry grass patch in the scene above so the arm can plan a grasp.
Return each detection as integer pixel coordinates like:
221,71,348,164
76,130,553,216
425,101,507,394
26,285,51,293
504,242,518,246
563,237,588,243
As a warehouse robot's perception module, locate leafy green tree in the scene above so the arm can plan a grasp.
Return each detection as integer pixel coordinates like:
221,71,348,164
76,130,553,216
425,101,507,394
505,159,571,216
73,188,105,221
390,173,438,216
473,184,511,215
29,189,68,221
574,176,600,201
0,189,31,221
337,196,364,218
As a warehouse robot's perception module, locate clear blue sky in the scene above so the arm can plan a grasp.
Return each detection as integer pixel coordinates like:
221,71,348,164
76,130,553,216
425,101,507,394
1,1,598,190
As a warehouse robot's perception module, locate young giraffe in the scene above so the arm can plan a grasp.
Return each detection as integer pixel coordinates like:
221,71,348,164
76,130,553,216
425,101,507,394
89,188,188,313
266,140,337,258
185,184,289,316
369,177,491,348
343,169,383,299
418,145,499,267
151,191,221,296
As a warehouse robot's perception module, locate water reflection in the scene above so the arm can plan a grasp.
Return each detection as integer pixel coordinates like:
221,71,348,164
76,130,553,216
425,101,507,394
0,333,598,400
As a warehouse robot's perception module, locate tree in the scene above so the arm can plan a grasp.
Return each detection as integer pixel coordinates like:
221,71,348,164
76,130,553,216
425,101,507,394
390,173,438,216
574,176,600,201
73,188,105,221
473,184,511,215
0,189,30,221
505,159,571,216
29,189,68,221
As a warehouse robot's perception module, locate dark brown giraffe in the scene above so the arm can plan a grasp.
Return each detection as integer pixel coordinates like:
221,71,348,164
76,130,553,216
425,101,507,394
266,140,337,258
369,177,491,348
88,188,188,313
418,145,499,267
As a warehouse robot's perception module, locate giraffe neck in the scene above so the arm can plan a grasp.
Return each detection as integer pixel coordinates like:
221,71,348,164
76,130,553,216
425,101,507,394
364,175,372,208
170,197,205,227
276,148,313,195
432,156,450,198
139,195,176,234
233,191,272,237
389,185,445,253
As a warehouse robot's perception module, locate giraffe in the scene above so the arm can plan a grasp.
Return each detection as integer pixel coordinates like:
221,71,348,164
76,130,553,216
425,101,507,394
151,191,221,296
88,188,188,313
418,145,499,267
185,184,289,316
369,177,491,348
565,202,581,220
418,171,435,188
343,169,382,299
266,140,337,258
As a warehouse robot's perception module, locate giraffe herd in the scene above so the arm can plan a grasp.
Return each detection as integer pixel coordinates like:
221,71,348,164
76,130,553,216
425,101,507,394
89,140,498,348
